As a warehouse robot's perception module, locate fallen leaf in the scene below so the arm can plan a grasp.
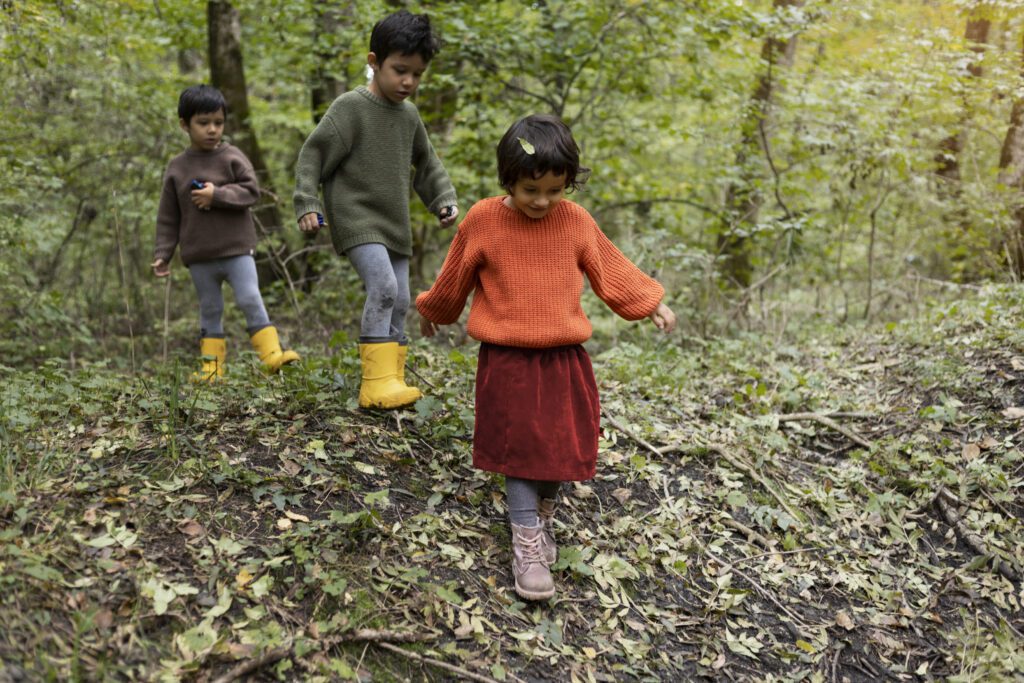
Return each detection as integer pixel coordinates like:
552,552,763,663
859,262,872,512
980,436,999,450
178,520,205,537
235,568,254,587
1012,357,1024,371
280,459,301,476
612,488,632,505
1001,407,1024,420
712,652,726,670
835,611,855,630
284,510,310,523
82,508,98,525
276,518,293,531
961,443,981,461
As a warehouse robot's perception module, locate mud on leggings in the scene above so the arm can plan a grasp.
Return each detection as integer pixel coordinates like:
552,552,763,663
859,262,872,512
505,477,561,527
346,243,410,343
188,254,270,337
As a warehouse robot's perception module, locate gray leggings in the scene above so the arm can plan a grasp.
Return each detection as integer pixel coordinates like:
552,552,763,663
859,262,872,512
506,477,561,527
188,255,270,337
346,243,410,343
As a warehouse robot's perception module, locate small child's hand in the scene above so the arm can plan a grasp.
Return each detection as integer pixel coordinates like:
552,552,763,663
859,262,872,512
191,182,214,210
439,205,459,228
298,212,322,234
420,315,439,338
650,302,676,333
151,258,171,278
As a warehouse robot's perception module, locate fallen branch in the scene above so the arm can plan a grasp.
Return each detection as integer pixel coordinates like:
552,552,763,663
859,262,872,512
721,516,775,551
375,641,504,683
601,410,662,457
211,630,437,683
934,489,1020,582
776,412,872,450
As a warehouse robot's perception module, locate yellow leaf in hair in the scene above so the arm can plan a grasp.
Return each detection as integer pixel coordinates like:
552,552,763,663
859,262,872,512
517,137,535,155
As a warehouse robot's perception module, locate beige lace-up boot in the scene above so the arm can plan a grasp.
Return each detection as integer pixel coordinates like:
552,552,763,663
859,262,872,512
510,523,555,600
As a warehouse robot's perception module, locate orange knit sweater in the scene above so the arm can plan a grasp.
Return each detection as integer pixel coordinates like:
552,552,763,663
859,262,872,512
416,196,665,349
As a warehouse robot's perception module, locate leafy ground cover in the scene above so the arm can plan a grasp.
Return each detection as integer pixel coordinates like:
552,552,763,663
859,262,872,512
2,287,1023,682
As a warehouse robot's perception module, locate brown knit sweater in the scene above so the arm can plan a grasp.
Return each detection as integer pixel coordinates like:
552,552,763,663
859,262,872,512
416,196,665,348
153,143,260,266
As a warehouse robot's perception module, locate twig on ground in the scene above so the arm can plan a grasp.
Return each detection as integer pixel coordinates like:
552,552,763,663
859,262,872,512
832,640,847,683
934,488,1020,582
211,643,293,683
375,641,504,683
602,410,662,457
777,412,872,449
721,517,775,551
703,443,807,526
210,630,438,683
729,564,806,639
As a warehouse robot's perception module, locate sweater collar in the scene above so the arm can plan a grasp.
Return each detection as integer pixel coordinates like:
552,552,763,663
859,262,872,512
184,142,230,158
356,85,407,110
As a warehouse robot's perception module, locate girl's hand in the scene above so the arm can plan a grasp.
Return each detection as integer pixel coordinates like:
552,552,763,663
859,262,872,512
191,182,215,210
298,212,322,234
151,259,171,278
420,315,439,338
439,205,459,228
650,302,676,333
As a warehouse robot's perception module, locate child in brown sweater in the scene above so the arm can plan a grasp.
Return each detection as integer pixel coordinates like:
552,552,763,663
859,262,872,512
417,114,676,600
152,85,298,381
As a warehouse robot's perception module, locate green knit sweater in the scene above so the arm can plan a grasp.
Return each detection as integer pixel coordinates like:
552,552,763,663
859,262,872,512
293,86,457,257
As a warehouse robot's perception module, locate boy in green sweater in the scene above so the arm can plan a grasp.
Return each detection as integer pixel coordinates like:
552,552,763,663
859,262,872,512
293,9,457,410
154,84,299,381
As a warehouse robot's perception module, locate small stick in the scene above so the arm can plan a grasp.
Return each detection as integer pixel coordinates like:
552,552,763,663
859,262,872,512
375,641,504,683
602,410,662,457
162,275,171,363
211,643,292,683
934,490,1020,582
721,517,775,551
776,412,872,449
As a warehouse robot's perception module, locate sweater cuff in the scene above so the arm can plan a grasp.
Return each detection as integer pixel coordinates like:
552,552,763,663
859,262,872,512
294,198,322,222
427,191,457,215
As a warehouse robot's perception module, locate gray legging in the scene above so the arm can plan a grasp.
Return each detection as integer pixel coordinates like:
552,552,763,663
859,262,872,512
506,477,561,527
188,254,270,337
346,243,410,343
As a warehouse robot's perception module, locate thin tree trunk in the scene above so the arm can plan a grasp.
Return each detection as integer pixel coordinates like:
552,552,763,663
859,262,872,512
207,1,282,232
311,2,349,123
998,34,1024,278
718,0,803,289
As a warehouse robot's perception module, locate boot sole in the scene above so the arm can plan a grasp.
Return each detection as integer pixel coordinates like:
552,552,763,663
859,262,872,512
514,580,555,601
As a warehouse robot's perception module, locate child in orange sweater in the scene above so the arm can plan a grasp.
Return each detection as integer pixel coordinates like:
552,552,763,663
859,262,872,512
416,114,676,601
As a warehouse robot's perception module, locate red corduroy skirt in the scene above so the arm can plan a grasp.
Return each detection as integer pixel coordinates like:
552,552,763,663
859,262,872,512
473,343,601,481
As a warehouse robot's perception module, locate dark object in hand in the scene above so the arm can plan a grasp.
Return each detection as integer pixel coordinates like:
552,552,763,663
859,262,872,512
440,206,455,219
317,213,325,226
191,179,205,190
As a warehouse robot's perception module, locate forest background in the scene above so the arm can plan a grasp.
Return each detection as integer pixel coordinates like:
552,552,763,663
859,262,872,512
2,0,1024,681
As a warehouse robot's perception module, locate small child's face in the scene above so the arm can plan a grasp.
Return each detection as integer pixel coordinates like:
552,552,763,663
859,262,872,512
180,109,225,152
368,52,427,104
506,171,567,220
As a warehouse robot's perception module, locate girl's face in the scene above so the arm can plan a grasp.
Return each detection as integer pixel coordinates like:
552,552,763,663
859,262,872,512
181,110,225,152
505,171,566,220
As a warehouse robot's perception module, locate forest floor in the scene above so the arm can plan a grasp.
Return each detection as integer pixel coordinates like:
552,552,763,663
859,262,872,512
2,285,1024,682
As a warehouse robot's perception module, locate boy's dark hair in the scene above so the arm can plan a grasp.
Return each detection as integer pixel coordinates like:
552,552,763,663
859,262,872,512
497,114,590,193
369,10,440,64
178,84,227,122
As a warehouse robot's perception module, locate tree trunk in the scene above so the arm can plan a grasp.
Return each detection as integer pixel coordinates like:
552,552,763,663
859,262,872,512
207,1,282,232
935,14,990,191
998,33,1024,278
718,0,803,288
311,2,350,123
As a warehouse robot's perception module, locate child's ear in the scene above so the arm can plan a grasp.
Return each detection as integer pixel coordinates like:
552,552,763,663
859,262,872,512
366,52,379,71
179,117,189,132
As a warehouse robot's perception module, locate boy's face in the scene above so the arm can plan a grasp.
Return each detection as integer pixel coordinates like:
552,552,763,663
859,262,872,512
506,171,567,220
180,109,225,152
367,51,427,104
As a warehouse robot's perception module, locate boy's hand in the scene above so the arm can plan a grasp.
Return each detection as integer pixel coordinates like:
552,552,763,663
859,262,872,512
298,212,322,234
420,315,439,338
191,182,214,210
151,259,171,278
650,302,676,333
439,205,459,228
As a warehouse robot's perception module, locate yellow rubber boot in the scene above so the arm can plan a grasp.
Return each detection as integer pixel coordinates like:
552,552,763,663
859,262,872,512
250,326,300,373
193,337,226,382
395,343,423,401
358,342,421,409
